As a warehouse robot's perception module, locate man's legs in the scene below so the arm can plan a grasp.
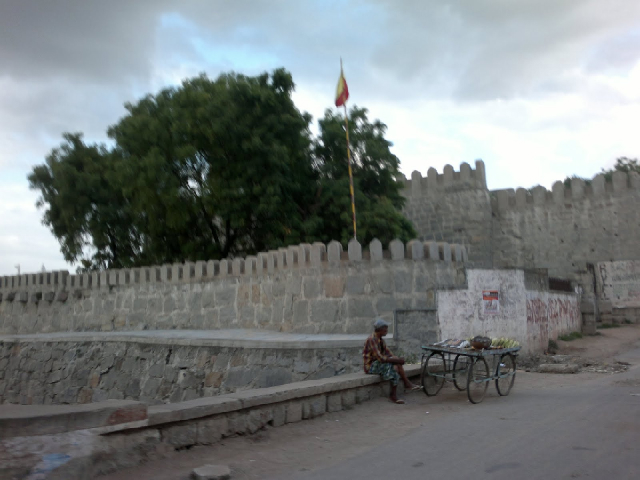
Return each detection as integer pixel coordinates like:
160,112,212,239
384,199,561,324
369,361,404,403
394,364,419,389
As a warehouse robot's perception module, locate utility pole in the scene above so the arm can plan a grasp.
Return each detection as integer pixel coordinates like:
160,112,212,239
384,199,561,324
15,264,20,275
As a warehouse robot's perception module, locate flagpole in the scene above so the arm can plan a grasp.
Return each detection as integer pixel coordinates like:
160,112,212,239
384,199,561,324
336,58,357,240
343,88,357,241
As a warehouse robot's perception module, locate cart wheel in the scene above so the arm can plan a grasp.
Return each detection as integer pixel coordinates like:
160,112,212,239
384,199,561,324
452,355,469,391
421,352,446,396
466,357,490,404
495,353,516,396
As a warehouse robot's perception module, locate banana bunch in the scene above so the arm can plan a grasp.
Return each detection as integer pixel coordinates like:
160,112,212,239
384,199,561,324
491,337,520,348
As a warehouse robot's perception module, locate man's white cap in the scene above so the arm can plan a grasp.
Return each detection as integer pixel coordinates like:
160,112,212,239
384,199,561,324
373,317,388,330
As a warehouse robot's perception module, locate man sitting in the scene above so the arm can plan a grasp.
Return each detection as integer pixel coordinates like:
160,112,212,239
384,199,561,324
363,317,421,404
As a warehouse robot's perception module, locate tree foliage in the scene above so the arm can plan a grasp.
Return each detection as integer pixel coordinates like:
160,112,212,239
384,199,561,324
310,106,414,245
563,156,640,187
602,157,639,179
29,69,415,271
27,133,140,270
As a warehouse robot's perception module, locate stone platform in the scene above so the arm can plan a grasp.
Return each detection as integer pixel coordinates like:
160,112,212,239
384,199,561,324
0,330,390,406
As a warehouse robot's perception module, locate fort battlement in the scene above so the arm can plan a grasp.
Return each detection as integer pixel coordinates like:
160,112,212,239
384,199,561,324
0,238,467,335
400,160,487,198
492,170,640,212
0,239,467,302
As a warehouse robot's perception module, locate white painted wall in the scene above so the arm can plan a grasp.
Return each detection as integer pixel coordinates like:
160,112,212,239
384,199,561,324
597,260,640,308
437,269,581,354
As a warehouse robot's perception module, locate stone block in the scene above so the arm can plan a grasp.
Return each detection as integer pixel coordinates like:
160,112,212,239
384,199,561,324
204,371,223,388
327,240,342,263
286,276,302,295
232,258,243,276
255,368,293,388
348,298,375,317
407,239,424,260
247,407,273,433
369,239,383,261
323,277,345,298
389,239,404,260
191,464,231,480
303,278,322,298
375,296,396,315
286,246,299,268
219,259,230,276
438,242,452,262
538,363,580,374
552,181,564,204
196,416,228,445
310,300,339,323
348,239,362,261
394,271,412,293
194,261,206,280
162,422,197,447
302,395,326,419
285,401,303,423
346,275,366,295
272,403,286,427
355,386,374,404
373,273,393,294
342,389,357,408
327,392,342,412
293,300,309,325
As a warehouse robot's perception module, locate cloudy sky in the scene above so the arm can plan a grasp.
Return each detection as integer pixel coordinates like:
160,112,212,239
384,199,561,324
1,0,639,275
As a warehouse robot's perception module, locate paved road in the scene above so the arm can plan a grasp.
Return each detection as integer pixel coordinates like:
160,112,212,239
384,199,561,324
278,349,640,480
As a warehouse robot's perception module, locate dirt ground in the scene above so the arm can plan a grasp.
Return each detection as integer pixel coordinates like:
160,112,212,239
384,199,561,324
99,324,640,480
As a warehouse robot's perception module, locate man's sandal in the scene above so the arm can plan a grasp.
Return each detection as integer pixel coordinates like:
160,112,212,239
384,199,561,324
390,398,405,404
408,384,422,391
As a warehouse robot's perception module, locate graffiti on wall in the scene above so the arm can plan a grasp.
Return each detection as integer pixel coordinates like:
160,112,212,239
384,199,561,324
548,298,580,325
526,294,580,351
597,261,640,308
526,298,548,325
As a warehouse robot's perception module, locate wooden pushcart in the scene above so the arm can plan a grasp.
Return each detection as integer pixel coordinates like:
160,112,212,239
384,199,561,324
420,344,521,404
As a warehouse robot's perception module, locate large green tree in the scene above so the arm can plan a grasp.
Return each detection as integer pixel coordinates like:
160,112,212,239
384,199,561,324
30,70,416,270
108,69,316,265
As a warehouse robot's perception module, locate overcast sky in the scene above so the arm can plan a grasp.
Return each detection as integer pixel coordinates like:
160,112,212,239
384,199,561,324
1,0,639,275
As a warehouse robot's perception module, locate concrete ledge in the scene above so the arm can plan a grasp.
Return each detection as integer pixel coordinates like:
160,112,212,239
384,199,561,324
0,399,147,438
148,365,421,426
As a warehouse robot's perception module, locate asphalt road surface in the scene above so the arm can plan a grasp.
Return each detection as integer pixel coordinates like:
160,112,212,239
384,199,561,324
276,348,640,480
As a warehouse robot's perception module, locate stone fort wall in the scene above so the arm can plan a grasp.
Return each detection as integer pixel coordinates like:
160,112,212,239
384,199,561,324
401,162,640,290
0,239,467,335
0,339,364,405
401,160,493,268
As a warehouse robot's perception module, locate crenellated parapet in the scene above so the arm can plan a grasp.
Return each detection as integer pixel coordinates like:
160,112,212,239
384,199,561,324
0,238,467,303
492,170,640,212
400,160,487,198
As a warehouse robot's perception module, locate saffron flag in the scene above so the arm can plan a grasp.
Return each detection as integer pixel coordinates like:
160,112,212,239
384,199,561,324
335,68,349,107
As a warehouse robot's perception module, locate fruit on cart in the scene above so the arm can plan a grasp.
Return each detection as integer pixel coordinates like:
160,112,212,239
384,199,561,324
470,336,492,349
491,337,520,348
